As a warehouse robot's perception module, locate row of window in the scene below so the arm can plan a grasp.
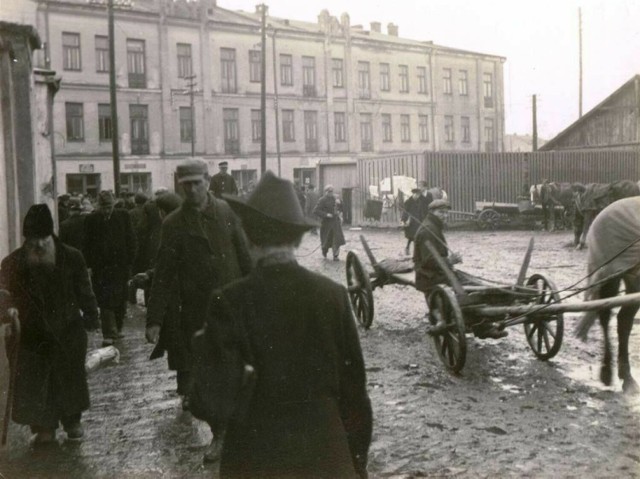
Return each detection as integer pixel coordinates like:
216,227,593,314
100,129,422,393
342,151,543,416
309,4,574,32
66,101,493,155
61,32,492,103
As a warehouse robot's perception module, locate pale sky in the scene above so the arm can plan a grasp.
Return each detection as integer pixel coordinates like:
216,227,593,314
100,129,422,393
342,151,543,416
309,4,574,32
225,0,640,140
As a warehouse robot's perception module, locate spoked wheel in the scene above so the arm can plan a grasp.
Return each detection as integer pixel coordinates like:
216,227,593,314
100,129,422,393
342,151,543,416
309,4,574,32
523,274,564,360
428,285,467,373
346,251,374,329
478,208,500,230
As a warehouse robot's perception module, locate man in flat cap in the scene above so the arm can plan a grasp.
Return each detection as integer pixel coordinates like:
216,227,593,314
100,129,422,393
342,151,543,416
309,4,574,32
146,159,251,463
209,161,238,199
0,204,99,444
191,171,372,478
414,200,507,339
83,190,136,346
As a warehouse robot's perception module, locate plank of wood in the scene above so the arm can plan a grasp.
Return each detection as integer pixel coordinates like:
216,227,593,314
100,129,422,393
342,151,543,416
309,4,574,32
516,237,535,286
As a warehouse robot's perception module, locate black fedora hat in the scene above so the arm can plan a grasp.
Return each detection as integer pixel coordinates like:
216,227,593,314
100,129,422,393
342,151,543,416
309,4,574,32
224,171,317,240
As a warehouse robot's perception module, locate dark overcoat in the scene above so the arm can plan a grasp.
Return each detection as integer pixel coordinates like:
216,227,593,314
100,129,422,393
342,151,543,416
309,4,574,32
146,194,251,370
401,196,425,240
59,214,86,251
133,200,162,274
83,209,136,309
0,241,99,426
194,259,372,479
209,172,239,198
413,213,449,293
313,194,346,251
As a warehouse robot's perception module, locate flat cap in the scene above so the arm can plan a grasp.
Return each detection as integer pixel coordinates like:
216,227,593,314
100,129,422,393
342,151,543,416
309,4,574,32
177,159,208,183
218,161,229,167
429,199,451,210
98,190,115,206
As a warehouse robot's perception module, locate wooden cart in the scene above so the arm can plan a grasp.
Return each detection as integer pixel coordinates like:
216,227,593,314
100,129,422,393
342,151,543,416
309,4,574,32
346,235,563,373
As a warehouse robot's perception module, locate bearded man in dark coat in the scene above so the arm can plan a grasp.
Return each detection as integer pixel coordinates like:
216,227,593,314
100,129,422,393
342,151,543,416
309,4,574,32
83,191,136,346
0,204,99,444
209,161,238,199
313,184,346,260
145,159,251,463
191,171,372,478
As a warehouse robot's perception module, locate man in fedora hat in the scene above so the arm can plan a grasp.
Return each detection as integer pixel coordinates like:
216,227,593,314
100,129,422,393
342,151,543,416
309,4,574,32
209,161,238,199
146,158,251,463
83,190,136,346
191,171,372,478
0,204,99,444
414,200,507,339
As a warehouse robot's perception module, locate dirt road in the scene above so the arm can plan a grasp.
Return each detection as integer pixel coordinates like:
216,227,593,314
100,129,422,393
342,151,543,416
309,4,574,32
1,228,639,478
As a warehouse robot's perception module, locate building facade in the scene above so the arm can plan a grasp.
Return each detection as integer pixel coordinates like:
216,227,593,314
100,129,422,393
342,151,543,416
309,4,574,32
541,75,640,152
32,0,505,196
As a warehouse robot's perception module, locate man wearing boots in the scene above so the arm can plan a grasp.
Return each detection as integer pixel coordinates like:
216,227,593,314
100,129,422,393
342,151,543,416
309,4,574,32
0,204,99,444
145,159,251,463
83,191,136,346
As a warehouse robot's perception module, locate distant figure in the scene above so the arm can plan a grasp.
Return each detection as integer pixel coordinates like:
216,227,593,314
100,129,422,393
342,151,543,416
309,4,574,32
305,184,320,235
58,194,71,223
401,188,425,256
293,180,306,212
59,198,86,251
194,171,372,478
0,204,99,444
313,185,346,261
209,161,238,199
83,191,136,346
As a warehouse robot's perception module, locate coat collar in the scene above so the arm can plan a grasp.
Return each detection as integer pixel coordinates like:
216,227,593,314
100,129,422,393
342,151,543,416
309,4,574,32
179,193,218,238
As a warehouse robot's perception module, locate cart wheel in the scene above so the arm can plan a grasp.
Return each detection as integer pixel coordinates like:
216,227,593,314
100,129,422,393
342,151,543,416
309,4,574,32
478,208,500,230
346,251,374,329
428,285,467,373
523,274,564,360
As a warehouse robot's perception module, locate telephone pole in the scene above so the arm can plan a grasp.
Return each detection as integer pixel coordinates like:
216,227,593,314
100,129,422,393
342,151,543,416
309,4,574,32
532,94,538,151
579,7,583,118
185,74,197,158
271,28,282,176
259,3,268,176
108,0,121,195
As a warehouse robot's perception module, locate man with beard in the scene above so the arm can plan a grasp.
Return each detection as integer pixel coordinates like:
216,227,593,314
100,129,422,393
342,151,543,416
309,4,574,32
0,204,99,444
145,159,251,463
83,191,136,346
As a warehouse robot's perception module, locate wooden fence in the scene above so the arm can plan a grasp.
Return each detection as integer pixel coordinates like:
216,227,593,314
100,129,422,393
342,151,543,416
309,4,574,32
351,150,640,225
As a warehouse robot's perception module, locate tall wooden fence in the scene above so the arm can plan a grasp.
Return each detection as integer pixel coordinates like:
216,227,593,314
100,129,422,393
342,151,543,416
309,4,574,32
352,150,640,225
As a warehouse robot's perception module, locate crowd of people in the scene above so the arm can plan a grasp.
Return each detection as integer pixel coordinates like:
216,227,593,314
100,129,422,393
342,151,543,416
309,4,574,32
0,159,372,478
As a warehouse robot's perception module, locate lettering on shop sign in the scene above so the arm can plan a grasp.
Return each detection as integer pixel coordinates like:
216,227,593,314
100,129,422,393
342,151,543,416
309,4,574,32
124,164,147,170
79,164,95,173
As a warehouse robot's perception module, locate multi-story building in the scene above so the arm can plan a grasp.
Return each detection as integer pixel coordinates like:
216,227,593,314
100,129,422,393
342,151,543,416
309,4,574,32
31,0,505,196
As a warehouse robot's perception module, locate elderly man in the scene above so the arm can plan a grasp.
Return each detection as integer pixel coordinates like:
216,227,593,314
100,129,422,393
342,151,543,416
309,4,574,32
83,191,136,346
313,185,346,260
209,161,238,199
0,204,99,444
146,159,251,463
192,171,372,478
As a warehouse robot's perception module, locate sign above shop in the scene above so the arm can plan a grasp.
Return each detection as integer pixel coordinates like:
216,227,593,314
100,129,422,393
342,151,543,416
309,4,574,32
124,163,147,170
79,164,95,173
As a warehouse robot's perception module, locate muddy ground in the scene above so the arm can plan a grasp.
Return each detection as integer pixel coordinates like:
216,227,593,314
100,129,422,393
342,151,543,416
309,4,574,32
1,227,640,478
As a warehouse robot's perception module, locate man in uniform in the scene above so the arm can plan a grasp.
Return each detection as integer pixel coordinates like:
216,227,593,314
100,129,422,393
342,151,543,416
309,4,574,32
146,159,251,463
209,161,238,199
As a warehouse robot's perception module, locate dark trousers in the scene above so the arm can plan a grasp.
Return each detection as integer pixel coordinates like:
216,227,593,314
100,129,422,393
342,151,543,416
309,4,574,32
101,304,126,339
176,369,191,396
30,413,81,433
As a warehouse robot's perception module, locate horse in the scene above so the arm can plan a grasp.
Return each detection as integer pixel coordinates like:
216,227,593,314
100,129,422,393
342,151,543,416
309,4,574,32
576,197,640,393
573,180,640,249
529,182,573,231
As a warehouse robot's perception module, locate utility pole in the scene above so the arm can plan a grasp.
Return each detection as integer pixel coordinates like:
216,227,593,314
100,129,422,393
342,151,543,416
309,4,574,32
259,3,268,176
108,0,121,196
532,94,538,151
185,74,197,158
579,7,583,118
271,28,281,176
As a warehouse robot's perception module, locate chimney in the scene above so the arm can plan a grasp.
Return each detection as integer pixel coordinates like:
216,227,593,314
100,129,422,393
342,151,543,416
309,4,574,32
340,12,350,29
387,22,398,36
370,21,381,33
318,9,331,31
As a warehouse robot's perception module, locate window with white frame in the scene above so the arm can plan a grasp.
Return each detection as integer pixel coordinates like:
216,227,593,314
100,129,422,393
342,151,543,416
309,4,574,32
249,50,261,83
461,116,470,143
380,63,390,91
443,68,452,95
177,43,192,78
444,115,454,142
334,112,346,143
95,35,109,73
332,58,344,88
66,102,84,141
459,69,468,96
280,54,293,86
381,114,392,142
63,32,81,71
399,65,409,93
282,109,295,142
418,115,429,142
251,109,262,143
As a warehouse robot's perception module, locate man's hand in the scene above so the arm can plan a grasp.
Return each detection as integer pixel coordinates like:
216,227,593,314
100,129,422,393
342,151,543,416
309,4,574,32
146,325,161,344
449,252,463,265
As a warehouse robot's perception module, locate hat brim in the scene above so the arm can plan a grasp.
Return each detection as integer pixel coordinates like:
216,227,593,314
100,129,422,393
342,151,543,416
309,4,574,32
178,173,206,183
223,194,318,230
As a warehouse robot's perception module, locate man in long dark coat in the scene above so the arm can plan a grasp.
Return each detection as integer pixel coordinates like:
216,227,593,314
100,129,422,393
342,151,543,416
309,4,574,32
83,191,136,346
192,171,372,478
209,161,238,199
313,184,346,260
145,159,251,463
59,198,86,251
0,204,99,444
401,187,427,256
